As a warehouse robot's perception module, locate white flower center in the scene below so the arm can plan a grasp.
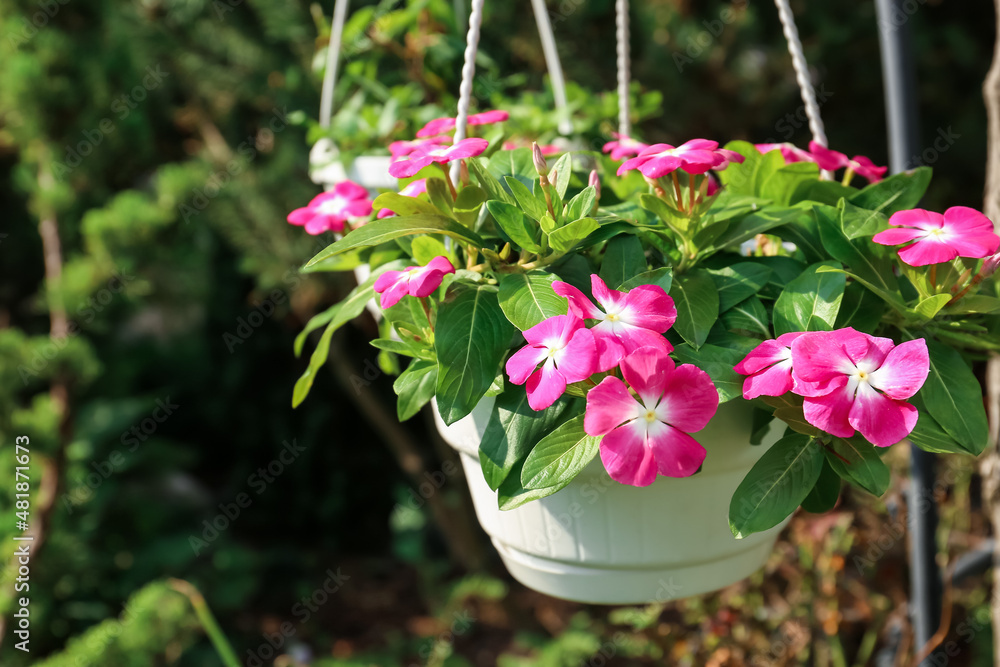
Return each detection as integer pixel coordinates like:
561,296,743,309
316,197,346,215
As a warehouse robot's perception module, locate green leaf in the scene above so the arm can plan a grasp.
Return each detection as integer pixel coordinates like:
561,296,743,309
823,436,890,496
762,161,821,206
835,282,887,331
548,152,572,199
488,148,536,189
712,205,807,250
619,267,673,292
306,215,484,266
729,433,822,538
393,360,438,421
673,343,746,402
840,200,889,240
638,193,688,231
369,337,433,360
469,157,515,205
801,459,841,514
425,178,454,215
292,261,407,406
299,248,367,273
706,262,773,311
548,217,599,253
600,235,646,289
497,457,573,510
505,176,547,221
453,185,486,225
814,204,901,302
848,167,932,216
772,261,846,336
669,270,719,349
497,272,568,330
434,286,516,425
908,392,971,454
294,303,340,358
372,191,442,217
486,200,541,252
946,295,1000,315
411,236,451,267
911,294,952,322
920,339,989,454
721,296,771,339
566,185,598,221
479,392,572,490
520,415,600,490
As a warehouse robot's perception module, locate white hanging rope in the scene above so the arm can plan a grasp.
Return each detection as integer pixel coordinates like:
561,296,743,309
530,0,573,136
615,0,631,138
773,0,827,148
319,0,350,130
451,0,486,182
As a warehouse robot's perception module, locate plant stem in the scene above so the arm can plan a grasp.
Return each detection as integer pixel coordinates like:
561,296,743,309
671,172,684,212
169,580,241,667
438,163,457,199
689,175,697,212
840,168,855,187
929,264,937,290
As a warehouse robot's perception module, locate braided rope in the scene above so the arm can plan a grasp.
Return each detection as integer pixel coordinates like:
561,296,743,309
616,0,631,137
773,0,827,148
451,0,486,182
319,0,350,130
531,0,573,136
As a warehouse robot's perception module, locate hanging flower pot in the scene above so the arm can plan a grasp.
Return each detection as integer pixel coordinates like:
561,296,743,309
433,396,789,604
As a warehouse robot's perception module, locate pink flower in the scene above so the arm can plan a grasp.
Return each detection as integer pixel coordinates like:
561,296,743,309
372,256,455,309
734,332,806,399
415,109,510,138
705,173,720,197
505,315,598,410
617,139,743,178
585,346,719,485
553,275,676,371
791,329,929,447
755,142,816,164
388,138,489,178
389,136,450,161
602,133,650,161
377,179,429,219
808,141,887,183
873,206,1000,267
286,181,372,235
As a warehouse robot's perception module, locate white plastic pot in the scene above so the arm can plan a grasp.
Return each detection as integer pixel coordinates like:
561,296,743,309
347,155,396,191
434,397,789,604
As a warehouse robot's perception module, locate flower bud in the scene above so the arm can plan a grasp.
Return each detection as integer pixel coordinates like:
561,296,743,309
548,168,558,187
588,170,601,201
532,142,548,176
982,253,1000,277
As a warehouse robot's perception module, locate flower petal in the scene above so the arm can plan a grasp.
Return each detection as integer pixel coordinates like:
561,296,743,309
848,383,918,447
333,180,369,200
868,338,929,400
802,386,856,438
553,281,603,319
742,359,795,399
872,227,928,247
378,277,410,309
657,363,719,432
620,346,675,405
599,421,658,486
554,328,598,383
620,285,677,332
897,238,957,266
287,207,314,225
506,345,549,385
887,208,944,232
647,422,707,478
585,376,639,436
525,361,566,411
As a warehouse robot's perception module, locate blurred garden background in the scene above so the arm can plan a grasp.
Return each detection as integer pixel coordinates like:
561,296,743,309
1,0,998,664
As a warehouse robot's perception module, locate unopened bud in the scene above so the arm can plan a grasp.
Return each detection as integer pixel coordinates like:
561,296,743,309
588,170,601,201
548,168,558,187
532,142,548,176
982,253,1000,277
499,242,511,260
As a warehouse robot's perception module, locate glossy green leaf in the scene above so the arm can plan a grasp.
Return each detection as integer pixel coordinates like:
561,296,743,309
486,200,541,252
479,392,572,490
305,215,484,266
520,414,600,490
840,200,889,240
566,185,598,221
505,176,546,221
497,456,573,510
619,267,672,292
848,166,932,216
393,359,438,421
468,157,515,205
801,459,841,514
920,339,989,454
600,235,646,289
669,270,719,349
721,296,770,339
372,191,442,217
729,433,822,538
706,262,773,311
772,261,846,336
673,343,745,402
823,436,890,496
548,217,599,253
497,272,568,330
549,152,572,199
712,205,807,250
814,204,901,302
434,286,515,425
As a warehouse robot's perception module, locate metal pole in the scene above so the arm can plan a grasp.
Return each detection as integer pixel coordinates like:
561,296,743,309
873,2,942,664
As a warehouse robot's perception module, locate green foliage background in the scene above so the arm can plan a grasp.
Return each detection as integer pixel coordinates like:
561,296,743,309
0,0,995,664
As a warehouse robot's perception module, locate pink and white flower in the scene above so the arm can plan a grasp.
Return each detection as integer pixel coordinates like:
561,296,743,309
602,133,650,161
873,206,1000,267
755,142,816,164
388,138,489,178
617,139,745,178
808,141,887,183
734,332,806,399
286,181,372,235
389,136,450,161
585,346,719,485
372,256,455,309
553,275,676,371
377,179,428,219
791,329,929,447
415,109,510,138
505,315,598,411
